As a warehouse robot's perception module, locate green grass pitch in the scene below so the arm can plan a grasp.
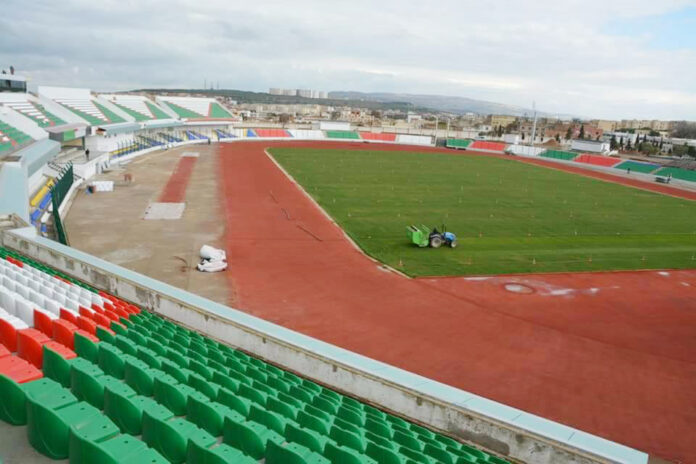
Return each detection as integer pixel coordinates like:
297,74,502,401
270,147,696,277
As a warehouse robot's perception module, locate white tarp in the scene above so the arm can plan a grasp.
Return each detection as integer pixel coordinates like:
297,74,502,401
506,145,545,156
90,181,114,192
396,134,433,146
288,130,325,140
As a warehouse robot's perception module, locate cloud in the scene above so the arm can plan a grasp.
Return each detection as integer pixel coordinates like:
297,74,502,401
1,0,696,119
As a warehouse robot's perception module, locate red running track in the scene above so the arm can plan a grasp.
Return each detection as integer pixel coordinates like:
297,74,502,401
158,155,198,203
218,141,696,463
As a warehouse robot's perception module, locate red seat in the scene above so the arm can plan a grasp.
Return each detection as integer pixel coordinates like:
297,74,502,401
52,319,79,350
113,307,130,319
0,344,10,358
127,304,140,314
80,306,95,320
91,304,104,314
0,355,42,383
17,329,50,368
77,316,97,336
104,310,119,322
93,313,111,329
34,310,54,337
60,308,79,325
103,302,116,313
44,341,76,360
0,319,20,352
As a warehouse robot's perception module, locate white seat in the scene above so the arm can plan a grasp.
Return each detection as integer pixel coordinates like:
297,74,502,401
14,284,29,300
1,276,15,292
0,307,9,318
6,315,29,330
15,274,28,286
15,299,34,326
91,294,104,306
54,286,67,295
0,288,16,315
44,298,61,315
79,297,92,308
41,285,54,299
63,298,79,312
29,290,46,308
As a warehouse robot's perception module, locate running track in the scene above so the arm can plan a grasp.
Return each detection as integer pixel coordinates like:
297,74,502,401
218,141,696,463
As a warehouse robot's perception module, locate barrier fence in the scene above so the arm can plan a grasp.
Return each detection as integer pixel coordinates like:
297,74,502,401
50,162,73,245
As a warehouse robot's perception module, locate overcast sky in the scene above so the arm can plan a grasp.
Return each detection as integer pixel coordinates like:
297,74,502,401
2,0,696,120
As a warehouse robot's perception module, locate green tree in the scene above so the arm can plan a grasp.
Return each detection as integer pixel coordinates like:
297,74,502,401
610,135,617,150
578,125,585,139
555,133,560,142
565,126,572,140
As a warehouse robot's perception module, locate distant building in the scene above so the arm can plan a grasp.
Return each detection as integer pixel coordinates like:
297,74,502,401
594,120,618,132
268,88,327,99
490,115,517,128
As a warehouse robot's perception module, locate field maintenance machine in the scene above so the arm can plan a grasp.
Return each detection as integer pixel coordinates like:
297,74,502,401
406,225,457,248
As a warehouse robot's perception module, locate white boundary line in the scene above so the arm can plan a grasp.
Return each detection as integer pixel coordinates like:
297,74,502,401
263,149,409,278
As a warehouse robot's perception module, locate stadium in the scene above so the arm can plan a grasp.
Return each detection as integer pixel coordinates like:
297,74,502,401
0,71,695,464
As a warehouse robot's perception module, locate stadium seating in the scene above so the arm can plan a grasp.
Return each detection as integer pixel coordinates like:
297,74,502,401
326,131,360,140
469,141,507,152
540,150,578,161
613,160,660,174
255,129,291,138
185,130,208,141
0,120,33,152
445,138,472,149
654,167,696,182
101,95,172,122
2,100,66,127
54,98,124,125
359,132,396,142
573,153,621,168
0,245,511,464
209,102,233,118
246,129,257,137
215,129,235,139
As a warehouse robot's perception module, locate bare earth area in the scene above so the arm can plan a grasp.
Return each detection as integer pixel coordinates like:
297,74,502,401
65,141,696,463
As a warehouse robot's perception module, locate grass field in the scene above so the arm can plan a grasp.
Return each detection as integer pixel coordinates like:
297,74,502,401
270,147,696,276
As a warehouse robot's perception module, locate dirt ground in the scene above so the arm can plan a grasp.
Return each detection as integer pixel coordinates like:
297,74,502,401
65,144,233,305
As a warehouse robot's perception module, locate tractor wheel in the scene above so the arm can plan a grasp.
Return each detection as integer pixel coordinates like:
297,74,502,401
450,240,458,248
430,236,443,248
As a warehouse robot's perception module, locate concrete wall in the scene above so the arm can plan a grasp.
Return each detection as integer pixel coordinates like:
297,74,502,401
1,227,648,464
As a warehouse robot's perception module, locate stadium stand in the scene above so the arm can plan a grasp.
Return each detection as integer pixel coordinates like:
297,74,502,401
215,129,235,139
540,150,578,161
573,153,621,168
505,145,545,156
185,130,208,141
288,130,325,140
469,141,507,151
246,129,257,138
254,129,291,138
39,87,126,126
0,119,33,152
156,96,233,120
654,167,696,182
100,95,171,122
326,131,360,140
445,138,472,149
359,132,397,142
159,132,183,143
614,160,660,174
0,246,513,464
0,95,67,128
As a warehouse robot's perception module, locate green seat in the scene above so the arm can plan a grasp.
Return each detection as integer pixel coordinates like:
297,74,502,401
222,415,284,460
249,403,292,435
330,424,366,453
126,329,147,346
70,358,119,409
136,346,162,369
160,358,192,383
268,395,299,420
217,387,252,416
366,431,395,450
253,379,277,397
142,406,216,464
0,374,32,424
365,417,392,439
285,422,331,454
74,332,100,363
43,345,75,388
104,382,160,435
78,433,169,463
267,375,292,393
124,357,157,396
96,326,116,344
410,423,436,440
424,443,454,464
337,405,365,427
187,392,245,436
186,440,257,464
98,342,126,379
366,442,403,464
238,382,268,405
111,323,129,336
266,439,332,464
207,358,229,375
188,371,219,399
225,357,247,373
115,335,138,356
399,446,437,464
153,374,196,416
289,385,315,403
67,411,121,463
189,358,213,380
166,347,190,368
298,409,331,435
434,435,461,450
324,442,377,464
393,429,422,452
211,370,240,392
460,444,491,461
27,399,107,459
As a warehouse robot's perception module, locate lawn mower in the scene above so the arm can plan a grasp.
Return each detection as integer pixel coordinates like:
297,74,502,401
406,224,457,248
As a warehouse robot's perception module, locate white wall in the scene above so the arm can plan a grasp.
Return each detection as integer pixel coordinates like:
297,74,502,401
85,133,134,153
507,144,545,156
396,134,433,146
320,121,351,131
571,140,609,153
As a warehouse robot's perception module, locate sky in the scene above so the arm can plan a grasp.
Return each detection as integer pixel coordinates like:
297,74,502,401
2,0,696,120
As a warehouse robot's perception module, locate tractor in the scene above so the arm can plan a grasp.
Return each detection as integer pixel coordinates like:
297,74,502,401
406,225,457,248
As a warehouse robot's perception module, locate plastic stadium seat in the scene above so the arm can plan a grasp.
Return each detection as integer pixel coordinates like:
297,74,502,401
61,308,80,325
18,328,76,368
324,441,378,464
103,381,160,436
0,316,28,351
222,415,285,460
0,354,43,384
573,153,620,167
142,404,216,464
266,439,331,464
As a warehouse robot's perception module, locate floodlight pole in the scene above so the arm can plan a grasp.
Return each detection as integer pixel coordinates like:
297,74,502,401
434,116,439,146
530,101,537,147
446,118,450,140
